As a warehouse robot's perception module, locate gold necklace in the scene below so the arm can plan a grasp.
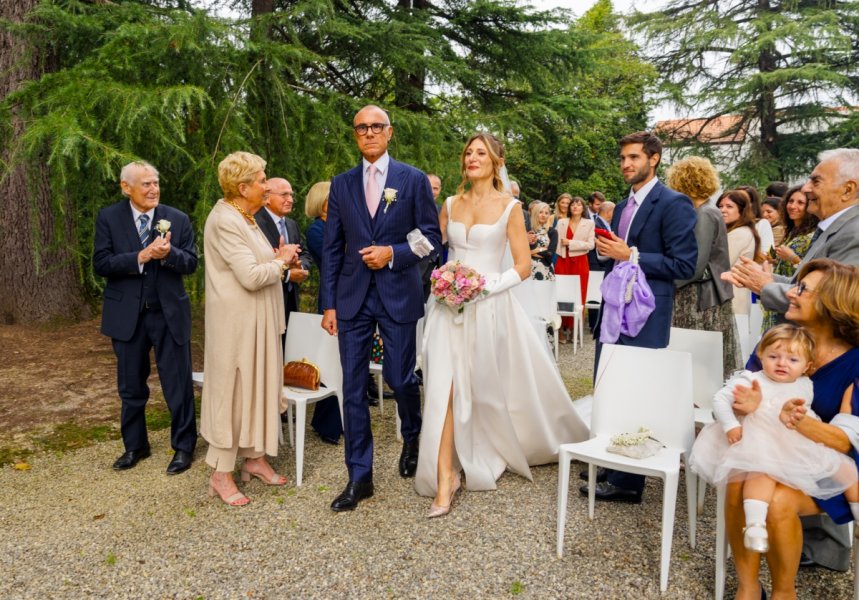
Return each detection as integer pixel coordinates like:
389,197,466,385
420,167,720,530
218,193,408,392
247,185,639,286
226,199,257,226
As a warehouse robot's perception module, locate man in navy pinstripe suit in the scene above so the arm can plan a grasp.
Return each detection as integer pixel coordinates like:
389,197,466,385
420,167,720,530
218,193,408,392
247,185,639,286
321,105,441,511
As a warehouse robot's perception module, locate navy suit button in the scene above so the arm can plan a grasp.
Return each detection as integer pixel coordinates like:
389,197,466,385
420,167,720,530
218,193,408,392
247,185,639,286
371,240,375,245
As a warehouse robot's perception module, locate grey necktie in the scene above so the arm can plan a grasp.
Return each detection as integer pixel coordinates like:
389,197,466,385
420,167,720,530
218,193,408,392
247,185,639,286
278,218,291,291
809,227,823,246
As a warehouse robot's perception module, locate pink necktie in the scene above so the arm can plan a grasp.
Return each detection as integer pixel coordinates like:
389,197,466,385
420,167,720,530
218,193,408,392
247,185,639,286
365,164,380,217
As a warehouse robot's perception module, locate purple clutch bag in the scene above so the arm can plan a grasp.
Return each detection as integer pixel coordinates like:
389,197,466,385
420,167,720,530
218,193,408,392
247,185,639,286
599,249,656,344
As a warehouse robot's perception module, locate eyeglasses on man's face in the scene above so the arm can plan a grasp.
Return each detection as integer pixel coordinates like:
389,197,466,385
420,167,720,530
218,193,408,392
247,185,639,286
353,122,389,136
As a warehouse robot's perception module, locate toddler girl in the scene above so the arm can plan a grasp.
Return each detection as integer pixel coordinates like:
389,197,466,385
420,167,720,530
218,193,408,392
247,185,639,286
690,324,859,553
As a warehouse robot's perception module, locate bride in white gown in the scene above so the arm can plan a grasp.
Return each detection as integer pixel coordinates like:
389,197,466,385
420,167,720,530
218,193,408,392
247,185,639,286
415,133,589,517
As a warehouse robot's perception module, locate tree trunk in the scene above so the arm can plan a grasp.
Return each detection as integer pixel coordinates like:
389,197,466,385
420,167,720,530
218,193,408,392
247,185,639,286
756,0,778,164
395,0,428,112
0,1,88,324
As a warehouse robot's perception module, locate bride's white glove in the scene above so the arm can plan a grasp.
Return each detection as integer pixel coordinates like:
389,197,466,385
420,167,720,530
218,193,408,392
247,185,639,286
481,268,523,300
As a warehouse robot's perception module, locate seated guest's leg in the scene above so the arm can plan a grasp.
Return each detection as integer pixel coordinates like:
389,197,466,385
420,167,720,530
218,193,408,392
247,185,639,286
766,483,820,599
311,398,343,443
725,482,764,600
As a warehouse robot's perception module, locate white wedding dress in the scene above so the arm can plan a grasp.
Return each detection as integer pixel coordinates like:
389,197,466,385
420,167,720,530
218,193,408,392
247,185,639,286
415,198,589,496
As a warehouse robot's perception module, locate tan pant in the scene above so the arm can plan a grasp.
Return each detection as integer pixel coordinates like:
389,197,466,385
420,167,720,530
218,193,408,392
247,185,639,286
205,444,264,472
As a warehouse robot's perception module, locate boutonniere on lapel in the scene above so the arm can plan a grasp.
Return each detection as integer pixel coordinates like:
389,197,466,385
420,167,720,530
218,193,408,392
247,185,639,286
155,219,171,238
383,188,398,214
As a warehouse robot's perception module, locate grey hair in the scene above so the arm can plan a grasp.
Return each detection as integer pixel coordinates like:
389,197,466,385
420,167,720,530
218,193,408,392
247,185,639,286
599,201,615,216
818,149,859,192
120,160,159,195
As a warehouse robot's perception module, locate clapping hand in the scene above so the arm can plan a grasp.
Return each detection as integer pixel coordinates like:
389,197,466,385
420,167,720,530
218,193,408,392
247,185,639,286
275,237,300,264
732,378,762,415
774,245,797,262
721,256,773,294
779,398,808,430
140,231,171,263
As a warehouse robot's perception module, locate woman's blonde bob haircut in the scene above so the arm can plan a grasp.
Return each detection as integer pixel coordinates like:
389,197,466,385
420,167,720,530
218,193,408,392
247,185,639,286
529,201,551,230
305,181,331,218
218,151,266,199
797,259,859,347
666,156,720,203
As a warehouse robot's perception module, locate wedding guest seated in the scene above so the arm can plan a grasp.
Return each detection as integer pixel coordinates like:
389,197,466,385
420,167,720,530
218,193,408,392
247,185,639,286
200,151,299,506
528,201,557,281
724,258,859,599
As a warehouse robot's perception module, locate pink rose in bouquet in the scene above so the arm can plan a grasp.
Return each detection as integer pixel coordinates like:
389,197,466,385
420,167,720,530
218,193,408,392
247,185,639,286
430,261,487,313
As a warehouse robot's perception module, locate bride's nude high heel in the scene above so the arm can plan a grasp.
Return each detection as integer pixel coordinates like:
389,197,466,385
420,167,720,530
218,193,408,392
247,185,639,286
208,479,250,507
427,473,461,518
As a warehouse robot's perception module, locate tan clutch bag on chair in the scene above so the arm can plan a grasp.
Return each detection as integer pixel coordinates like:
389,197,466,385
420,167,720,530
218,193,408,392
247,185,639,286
283,358,320,390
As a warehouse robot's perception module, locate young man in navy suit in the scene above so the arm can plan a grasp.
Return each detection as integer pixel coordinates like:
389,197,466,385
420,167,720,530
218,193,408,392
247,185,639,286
321,105,441,511
93,161,198,474
583,132,698,503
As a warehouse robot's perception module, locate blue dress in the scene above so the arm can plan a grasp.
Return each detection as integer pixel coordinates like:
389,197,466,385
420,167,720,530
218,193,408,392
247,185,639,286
748,347,859,522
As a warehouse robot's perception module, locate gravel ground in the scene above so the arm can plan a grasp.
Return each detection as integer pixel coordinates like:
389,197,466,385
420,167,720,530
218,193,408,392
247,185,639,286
1,335,853,599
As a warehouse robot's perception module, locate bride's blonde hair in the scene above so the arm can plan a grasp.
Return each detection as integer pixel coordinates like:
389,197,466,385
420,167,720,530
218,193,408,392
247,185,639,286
456,132,507,198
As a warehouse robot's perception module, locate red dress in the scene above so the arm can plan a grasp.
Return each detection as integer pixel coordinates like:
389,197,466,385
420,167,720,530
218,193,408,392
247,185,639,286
554,222,589,330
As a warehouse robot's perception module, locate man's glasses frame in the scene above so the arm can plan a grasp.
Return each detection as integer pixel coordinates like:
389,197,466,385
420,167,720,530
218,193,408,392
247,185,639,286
353,123,390,136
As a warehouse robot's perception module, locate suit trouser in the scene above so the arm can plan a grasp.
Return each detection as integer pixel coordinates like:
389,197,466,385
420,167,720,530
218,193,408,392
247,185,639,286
337,283,421,483
112,307,197,454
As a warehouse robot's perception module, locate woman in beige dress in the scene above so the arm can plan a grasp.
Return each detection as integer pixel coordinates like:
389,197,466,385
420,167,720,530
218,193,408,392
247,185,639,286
718,189,759,316
201,151,299,506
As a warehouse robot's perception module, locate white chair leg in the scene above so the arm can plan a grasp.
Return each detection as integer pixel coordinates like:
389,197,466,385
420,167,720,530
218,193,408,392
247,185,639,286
660,471,679,593
572,316,579,354
715,484,727,600
376,371,384,415
697,475,707,516
287,403,295,449
295,401,307,486
553,327,559,362
854,534,858,600
556,449,571,558
588,463,596,520
685,465,697,549
337,396,345,429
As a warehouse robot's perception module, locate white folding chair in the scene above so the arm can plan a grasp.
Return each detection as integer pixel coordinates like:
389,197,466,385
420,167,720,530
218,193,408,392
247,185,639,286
749,300,763,337
667,327,724,517
283,312,343,486
512,279,559,360
555,274,584,353
585,270,604,314
557,344,696,593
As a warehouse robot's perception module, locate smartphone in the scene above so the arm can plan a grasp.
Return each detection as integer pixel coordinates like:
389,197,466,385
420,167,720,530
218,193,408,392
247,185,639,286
594,227,613,240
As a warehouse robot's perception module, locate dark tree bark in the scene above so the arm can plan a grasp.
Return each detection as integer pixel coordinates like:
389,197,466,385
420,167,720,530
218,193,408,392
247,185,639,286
395,0,428,112
0,1,88,324
757,0,778,164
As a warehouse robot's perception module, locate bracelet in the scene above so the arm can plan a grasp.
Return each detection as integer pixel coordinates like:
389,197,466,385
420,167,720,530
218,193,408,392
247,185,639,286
280,262,288,281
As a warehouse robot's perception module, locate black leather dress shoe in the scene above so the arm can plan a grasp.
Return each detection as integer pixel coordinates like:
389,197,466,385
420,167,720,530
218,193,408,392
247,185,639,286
798,552,817,568
330,481,374,512
112,448,152,471
399,439,419,478
366,394,380,407
166,450,193,475
316,432,339,445
578,467,608,483
579,481,642,504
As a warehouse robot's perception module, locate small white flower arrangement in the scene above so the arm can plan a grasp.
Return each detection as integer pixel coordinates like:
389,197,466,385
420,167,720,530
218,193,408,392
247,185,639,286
155,219,171,238
383,188,398,214
610,427,654,447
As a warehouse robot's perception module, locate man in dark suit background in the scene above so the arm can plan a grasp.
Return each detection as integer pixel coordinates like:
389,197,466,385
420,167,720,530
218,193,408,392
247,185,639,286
254,177,312,339
584,131,698,503
321,104,441,511
93,161,198,474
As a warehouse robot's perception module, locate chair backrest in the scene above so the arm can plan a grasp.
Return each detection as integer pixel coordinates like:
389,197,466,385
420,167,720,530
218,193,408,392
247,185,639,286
734,313,753,364
667,327,724,410
586,270,604,305
556,274,582,308
749,301,763,339
592,344,694,451
512,279,557,322
284,312,342,395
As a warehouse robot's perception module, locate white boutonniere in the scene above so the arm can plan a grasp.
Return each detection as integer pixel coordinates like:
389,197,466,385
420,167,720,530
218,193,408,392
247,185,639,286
383,188,398,214
155,219,171,238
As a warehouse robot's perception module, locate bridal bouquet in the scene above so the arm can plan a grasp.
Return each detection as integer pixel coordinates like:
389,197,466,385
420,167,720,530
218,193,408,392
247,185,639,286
430,261,487,313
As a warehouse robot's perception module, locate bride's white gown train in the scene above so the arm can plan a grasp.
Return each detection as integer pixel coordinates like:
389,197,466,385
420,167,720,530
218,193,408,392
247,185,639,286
415,198,589,496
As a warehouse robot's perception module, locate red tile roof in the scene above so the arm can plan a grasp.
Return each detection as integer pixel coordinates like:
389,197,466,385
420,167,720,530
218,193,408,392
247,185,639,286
654,115,747,144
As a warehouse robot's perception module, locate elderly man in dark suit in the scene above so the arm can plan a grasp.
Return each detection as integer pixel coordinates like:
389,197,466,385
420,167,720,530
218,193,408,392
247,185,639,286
321,104,441,511
584,131,698,503
93,161,198,474
254,177,312,339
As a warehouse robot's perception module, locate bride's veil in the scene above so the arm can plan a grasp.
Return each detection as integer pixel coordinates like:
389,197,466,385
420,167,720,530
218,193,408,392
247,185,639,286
498,164,512,195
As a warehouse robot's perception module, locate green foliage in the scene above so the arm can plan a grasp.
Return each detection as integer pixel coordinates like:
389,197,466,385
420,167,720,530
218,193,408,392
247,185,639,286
1,0,653,309
630,0,859,182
